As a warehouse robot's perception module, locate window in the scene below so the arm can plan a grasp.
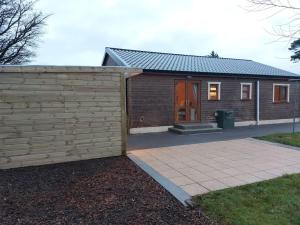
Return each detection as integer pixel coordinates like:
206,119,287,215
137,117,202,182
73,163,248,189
241,83,252,100
273,84,289,103
208,82,221,100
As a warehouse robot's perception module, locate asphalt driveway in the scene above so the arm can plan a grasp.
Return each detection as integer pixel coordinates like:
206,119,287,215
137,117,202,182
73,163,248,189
128,123,300,150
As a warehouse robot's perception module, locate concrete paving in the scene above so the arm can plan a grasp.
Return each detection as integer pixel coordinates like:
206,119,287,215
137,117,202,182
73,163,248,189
128,123,300,150
129,138,300,197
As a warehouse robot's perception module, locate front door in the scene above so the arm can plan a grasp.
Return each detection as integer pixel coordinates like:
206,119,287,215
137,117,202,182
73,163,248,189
175,80,201,123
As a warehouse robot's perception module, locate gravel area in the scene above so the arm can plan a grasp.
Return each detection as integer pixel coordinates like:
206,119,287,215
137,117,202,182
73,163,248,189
0,156,216,225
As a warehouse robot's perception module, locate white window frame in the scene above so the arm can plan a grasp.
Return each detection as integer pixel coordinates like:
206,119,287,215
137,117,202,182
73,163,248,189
240,83,252,100
208,82,221,100
273,83,290,103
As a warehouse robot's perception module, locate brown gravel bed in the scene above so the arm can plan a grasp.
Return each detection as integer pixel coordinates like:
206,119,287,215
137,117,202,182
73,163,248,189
0,156,216,225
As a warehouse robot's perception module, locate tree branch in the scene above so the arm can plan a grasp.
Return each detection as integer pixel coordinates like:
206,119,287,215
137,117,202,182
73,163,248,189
0,0,49,64
246,0,300,11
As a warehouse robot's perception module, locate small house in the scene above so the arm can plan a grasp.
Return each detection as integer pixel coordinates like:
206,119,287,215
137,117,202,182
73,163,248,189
102,47,300,134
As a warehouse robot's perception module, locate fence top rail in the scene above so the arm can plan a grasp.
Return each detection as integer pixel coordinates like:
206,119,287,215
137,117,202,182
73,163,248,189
0,65,142,77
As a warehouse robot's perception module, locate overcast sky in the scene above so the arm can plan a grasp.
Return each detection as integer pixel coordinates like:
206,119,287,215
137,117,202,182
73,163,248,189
34,0,300,73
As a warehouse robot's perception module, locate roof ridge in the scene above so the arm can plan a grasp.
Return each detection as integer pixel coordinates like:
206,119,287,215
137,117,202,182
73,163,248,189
106,47,253,62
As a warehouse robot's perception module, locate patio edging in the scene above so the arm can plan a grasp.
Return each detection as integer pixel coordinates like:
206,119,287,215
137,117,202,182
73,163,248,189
128,154,191,207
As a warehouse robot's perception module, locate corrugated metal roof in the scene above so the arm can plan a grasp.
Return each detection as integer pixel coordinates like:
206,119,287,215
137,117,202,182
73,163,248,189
105,47,299,78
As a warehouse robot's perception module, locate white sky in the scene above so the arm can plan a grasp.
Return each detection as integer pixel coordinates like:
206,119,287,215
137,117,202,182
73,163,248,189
34,0,300,74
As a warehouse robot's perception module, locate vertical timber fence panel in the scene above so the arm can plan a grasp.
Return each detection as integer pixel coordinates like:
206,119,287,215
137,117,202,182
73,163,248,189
0,66,141,169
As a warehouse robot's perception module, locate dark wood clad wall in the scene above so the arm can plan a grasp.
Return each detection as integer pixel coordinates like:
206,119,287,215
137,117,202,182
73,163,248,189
127,73,300,128
200,77,256,122
260,80,300,120
127,74,175,128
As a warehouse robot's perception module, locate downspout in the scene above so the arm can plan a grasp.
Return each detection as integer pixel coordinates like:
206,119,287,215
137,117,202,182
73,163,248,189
256,80,260,125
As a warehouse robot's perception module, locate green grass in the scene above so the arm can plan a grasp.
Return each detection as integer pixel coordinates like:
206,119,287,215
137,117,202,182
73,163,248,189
256,132,300,148
193,174,300,225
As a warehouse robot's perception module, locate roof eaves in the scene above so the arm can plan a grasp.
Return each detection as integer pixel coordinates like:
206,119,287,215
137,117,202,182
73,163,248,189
143,69,300,79
251,60,299,77
105,47,130,67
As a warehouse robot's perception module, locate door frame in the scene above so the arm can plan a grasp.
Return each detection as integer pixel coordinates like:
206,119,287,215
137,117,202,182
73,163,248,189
174,79,201,123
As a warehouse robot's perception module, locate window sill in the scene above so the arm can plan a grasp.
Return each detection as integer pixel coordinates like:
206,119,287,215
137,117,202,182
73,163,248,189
208,99,220,101
273,101,289,104
240,99,252,101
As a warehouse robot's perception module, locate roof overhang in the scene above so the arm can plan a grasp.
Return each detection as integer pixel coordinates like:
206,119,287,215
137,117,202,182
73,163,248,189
142,69,300,80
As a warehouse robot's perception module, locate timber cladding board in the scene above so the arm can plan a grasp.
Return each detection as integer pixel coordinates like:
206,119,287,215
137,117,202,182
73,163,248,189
0,66,142,169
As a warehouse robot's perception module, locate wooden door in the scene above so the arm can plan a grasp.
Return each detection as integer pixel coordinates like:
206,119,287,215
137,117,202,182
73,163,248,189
175,80,200,123
186,80,200,122
175,80,187,122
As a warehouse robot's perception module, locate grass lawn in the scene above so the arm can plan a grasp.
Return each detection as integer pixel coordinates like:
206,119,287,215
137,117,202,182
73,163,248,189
193,174,300,225
256,132,300,147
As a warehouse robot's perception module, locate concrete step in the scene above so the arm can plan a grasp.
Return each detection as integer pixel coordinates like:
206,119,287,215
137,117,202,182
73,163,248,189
168,127,222,135
174,123,214,130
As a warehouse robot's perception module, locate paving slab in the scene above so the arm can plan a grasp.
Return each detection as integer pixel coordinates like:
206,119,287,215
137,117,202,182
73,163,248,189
129,138,300,198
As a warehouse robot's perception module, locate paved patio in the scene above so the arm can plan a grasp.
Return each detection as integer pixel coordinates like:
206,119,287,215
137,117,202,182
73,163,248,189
129,138,300,197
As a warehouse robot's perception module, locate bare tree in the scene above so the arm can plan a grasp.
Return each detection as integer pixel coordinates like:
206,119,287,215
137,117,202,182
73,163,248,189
245,0,300,61
0,0,49,64
245,0,300,39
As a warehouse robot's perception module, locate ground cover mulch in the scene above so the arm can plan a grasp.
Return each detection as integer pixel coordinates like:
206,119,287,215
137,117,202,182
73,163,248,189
0,156,217,225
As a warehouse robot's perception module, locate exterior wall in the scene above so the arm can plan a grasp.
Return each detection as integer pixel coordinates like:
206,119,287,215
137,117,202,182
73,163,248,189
260,80,300,120
103,55,120,66
128,72,300,128
127,74,175,128
200,77,256,122
0,66,141,169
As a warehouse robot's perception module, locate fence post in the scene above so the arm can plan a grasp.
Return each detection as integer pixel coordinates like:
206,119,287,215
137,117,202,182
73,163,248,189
120,74,127,155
